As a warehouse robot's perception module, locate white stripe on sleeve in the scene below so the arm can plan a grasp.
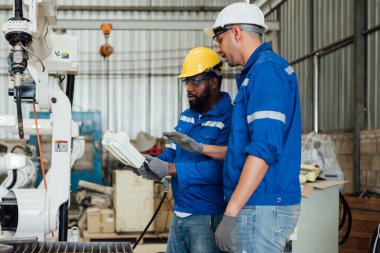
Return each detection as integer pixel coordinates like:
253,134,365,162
247,110,286,124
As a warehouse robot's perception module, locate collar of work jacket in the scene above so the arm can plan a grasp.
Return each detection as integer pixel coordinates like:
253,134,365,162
189,91,231,119
241,42,272,75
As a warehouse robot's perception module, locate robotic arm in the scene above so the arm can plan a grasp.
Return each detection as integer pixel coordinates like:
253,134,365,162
1,0,79,241
3,0,59,139
0,153,37,199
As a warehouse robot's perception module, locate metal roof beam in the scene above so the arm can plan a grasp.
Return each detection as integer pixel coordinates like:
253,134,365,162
56,19,280,31
1,5,222,12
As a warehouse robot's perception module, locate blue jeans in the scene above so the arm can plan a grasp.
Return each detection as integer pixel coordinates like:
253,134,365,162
235,205,300,253
166,214,224,253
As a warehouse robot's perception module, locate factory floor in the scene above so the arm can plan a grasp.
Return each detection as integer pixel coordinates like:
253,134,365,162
134,243,167,253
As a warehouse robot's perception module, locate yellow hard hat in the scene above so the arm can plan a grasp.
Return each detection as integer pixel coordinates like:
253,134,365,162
178,47,223,78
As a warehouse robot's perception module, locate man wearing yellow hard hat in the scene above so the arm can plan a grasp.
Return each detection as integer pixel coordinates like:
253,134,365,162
137,47,233,253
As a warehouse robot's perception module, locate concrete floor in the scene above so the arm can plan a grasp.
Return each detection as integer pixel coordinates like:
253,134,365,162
134,243,167,253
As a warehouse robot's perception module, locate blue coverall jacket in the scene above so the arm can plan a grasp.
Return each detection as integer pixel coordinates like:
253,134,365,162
159,91,233,215
224,43,302,206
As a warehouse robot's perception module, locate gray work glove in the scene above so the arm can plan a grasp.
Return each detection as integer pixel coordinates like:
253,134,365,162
137,157,168,181
134,154,154,176
215,215,238,252
163,131,203,153
143,154,154,162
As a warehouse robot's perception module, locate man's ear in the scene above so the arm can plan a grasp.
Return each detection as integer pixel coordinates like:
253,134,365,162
231,25,242,42
210,77,219,90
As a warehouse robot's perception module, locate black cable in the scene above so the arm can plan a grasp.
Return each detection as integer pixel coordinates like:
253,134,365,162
368,224,380,253
10,145,25,153
66,75,75,106
339,196,347,230
132,165,169,250
339,192,352,245
6,170,17,190
58,201,69,241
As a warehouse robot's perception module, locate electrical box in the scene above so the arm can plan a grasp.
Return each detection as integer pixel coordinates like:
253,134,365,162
113,170,155,232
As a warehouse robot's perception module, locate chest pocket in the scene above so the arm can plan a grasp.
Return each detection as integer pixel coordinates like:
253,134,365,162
198,127,221,145
175,121,193,134
232,89,249,133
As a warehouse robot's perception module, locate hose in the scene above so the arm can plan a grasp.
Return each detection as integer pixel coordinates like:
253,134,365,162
339,192,352,245
369,224,380,253
59,201,69,241
6,170,17,190
132,176,169,250
66,75,75,106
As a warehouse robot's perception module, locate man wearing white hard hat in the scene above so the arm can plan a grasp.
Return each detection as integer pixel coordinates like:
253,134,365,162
206,2,301,252
165,2,302,252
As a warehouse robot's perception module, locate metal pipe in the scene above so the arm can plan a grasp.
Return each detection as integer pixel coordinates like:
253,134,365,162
363,23,380,35
353,0,366,193
0,4,223,12
289,36,354,65
14,0,23,19
313,54,319,133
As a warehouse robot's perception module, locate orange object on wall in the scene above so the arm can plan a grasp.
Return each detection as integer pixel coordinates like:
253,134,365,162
100,23,113,58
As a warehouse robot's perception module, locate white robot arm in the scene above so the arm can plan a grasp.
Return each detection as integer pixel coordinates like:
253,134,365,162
0,153,37,199
1,0,79,241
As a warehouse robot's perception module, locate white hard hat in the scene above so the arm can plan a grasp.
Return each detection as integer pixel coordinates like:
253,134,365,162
204,2,268,37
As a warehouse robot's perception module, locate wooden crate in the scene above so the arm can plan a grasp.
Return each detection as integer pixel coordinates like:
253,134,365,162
340,195,380,253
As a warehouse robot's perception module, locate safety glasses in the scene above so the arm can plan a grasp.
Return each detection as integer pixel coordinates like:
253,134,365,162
213,24,264,45
212,25,233,44
182,76,215,87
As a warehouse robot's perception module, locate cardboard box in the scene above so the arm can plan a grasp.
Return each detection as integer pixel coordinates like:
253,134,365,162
87,208,115,233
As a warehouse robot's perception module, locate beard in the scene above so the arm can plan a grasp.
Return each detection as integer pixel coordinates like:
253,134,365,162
188,84,211,113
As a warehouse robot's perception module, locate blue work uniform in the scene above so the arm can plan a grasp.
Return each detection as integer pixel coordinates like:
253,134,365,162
224,42,302,206
159,91,233,215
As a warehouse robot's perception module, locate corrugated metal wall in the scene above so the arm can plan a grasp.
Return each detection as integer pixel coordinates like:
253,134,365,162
0,1,239,140
277,0,380,132
2,0,378,139
280,0,313,132
315,0,354,131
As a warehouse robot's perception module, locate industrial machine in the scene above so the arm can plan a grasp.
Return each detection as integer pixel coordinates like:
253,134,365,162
0,0,79,241
0,152,37,198
29,111,103,192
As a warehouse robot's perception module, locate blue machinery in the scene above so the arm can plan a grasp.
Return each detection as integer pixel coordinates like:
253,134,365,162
30,111,103,192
